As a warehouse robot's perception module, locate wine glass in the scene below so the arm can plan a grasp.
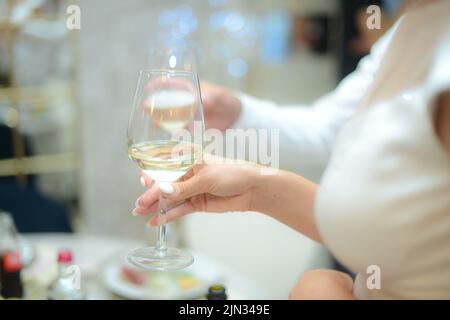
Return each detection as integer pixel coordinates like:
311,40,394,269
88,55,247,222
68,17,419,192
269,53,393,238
126,69,204,270
148,46,199,73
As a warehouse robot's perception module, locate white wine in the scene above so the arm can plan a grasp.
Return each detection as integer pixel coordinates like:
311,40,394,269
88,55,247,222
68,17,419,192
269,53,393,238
128,140,198,182
145,90,195,132
126,70,201,271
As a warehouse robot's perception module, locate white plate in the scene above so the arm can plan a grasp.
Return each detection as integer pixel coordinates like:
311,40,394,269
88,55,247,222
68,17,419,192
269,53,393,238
101,251,225,300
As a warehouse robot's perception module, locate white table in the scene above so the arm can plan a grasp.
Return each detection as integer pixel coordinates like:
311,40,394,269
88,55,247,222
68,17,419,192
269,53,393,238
23,233,268,300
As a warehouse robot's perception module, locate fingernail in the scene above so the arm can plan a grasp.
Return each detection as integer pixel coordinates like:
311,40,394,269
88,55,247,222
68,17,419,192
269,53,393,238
132,208,139,216
140,176,146,187
158,182,174,194
135,198,141,208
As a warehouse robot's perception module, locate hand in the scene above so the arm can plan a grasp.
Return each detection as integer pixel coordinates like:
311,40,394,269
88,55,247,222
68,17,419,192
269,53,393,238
200,81,242,131
133,156,261,226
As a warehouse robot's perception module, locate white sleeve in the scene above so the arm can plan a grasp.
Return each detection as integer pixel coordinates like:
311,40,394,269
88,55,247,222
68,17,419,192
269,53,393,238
232,22,397,177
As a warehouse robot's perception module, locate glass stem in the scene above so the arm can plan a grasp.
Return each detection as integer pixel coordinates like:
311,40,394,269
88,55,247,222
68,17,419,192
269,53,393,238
156,194,167,253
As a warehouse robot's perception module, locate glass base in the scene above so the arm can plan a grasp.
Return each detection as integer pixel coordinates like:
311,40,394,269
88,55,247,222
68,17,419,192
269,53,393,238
127,246,194,271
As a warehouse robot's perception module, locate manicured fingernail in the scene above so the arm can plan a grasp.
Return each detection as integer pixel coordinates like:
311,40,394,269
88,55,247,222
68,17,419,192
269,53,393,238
132,208,139,216
140,176,146,187
158,182,174,194
135,198,141,208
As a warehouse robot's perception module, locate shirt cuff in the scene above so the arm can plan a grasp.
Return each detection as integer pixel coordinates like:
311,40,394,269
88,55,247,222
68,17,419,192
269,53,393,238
231,92,263,129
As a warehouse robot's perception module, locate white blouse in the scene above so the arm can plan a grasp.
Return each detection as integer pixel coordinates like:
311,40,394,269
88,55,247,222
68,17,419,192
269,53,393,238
234,20,397,177
315,2,450,299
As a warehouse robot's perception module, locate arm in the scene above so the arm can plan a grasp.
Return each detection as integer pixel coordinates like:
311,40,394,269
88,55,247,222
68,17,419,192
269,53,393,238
230,23,398,174
137,158,323,243
135,161,357,299
289,269,355,300
250,169,321,243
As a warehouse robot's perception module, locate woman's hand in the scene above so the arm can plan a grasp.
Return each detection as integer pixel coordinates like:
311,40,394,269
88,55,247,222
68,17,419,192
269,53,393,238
133,156,261,226
200,81,242,131
133,155,322,243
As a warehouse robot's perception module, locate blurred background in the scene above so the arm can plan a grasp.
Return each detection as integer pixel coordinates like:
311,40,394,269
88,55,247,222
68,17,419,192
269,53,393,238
0,0,404,299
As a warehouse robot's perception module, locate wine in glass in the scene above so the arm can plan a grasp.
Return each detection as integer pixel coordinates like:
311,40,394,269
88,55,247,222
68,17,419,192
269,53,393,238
127,69,204,270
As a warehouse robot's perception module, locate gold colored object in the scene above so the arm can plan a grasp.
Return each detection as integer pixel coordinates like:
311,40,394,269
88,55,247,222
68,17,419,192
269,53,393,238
0,153,77,177
0,1,78,182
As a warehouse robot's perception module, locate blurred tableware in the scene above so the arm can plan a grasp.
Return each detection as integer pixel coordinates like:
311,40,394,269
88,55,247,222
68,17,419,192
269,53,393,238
101,251,224,300
21,233,267,299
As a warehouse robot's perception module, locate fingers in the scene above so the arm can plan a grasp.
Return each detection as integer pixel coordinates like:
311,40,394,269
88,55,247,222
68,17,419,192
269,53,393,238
134,168,207,223
138,183,160,206
147,201,196,227
166,201,196,223
159,174,208,202
134,171,198,217
133,201,158,216
140,171,153,187
133,182,160,216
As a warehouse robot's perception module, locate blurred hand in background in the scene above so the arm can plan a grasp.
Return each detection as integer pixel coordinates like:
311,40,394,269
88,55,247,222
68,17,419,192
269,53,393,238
200,81,241,131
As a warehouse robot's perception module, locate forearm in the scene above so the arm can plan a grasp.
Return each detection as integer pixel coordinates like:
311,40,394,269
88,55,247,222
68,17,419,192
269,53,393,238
249,169,322,244
232,27,396,175
234,94,334,172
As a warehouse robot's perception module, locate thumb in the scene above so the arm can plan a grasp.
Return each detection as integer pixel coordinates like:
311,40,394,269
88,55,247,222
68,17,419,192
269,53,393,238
158,175,207,202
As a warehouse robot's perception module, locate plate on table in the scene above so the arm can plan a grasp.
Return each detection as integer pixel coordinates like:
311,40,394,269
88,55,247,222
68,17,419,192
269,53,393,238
101,251,225,300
